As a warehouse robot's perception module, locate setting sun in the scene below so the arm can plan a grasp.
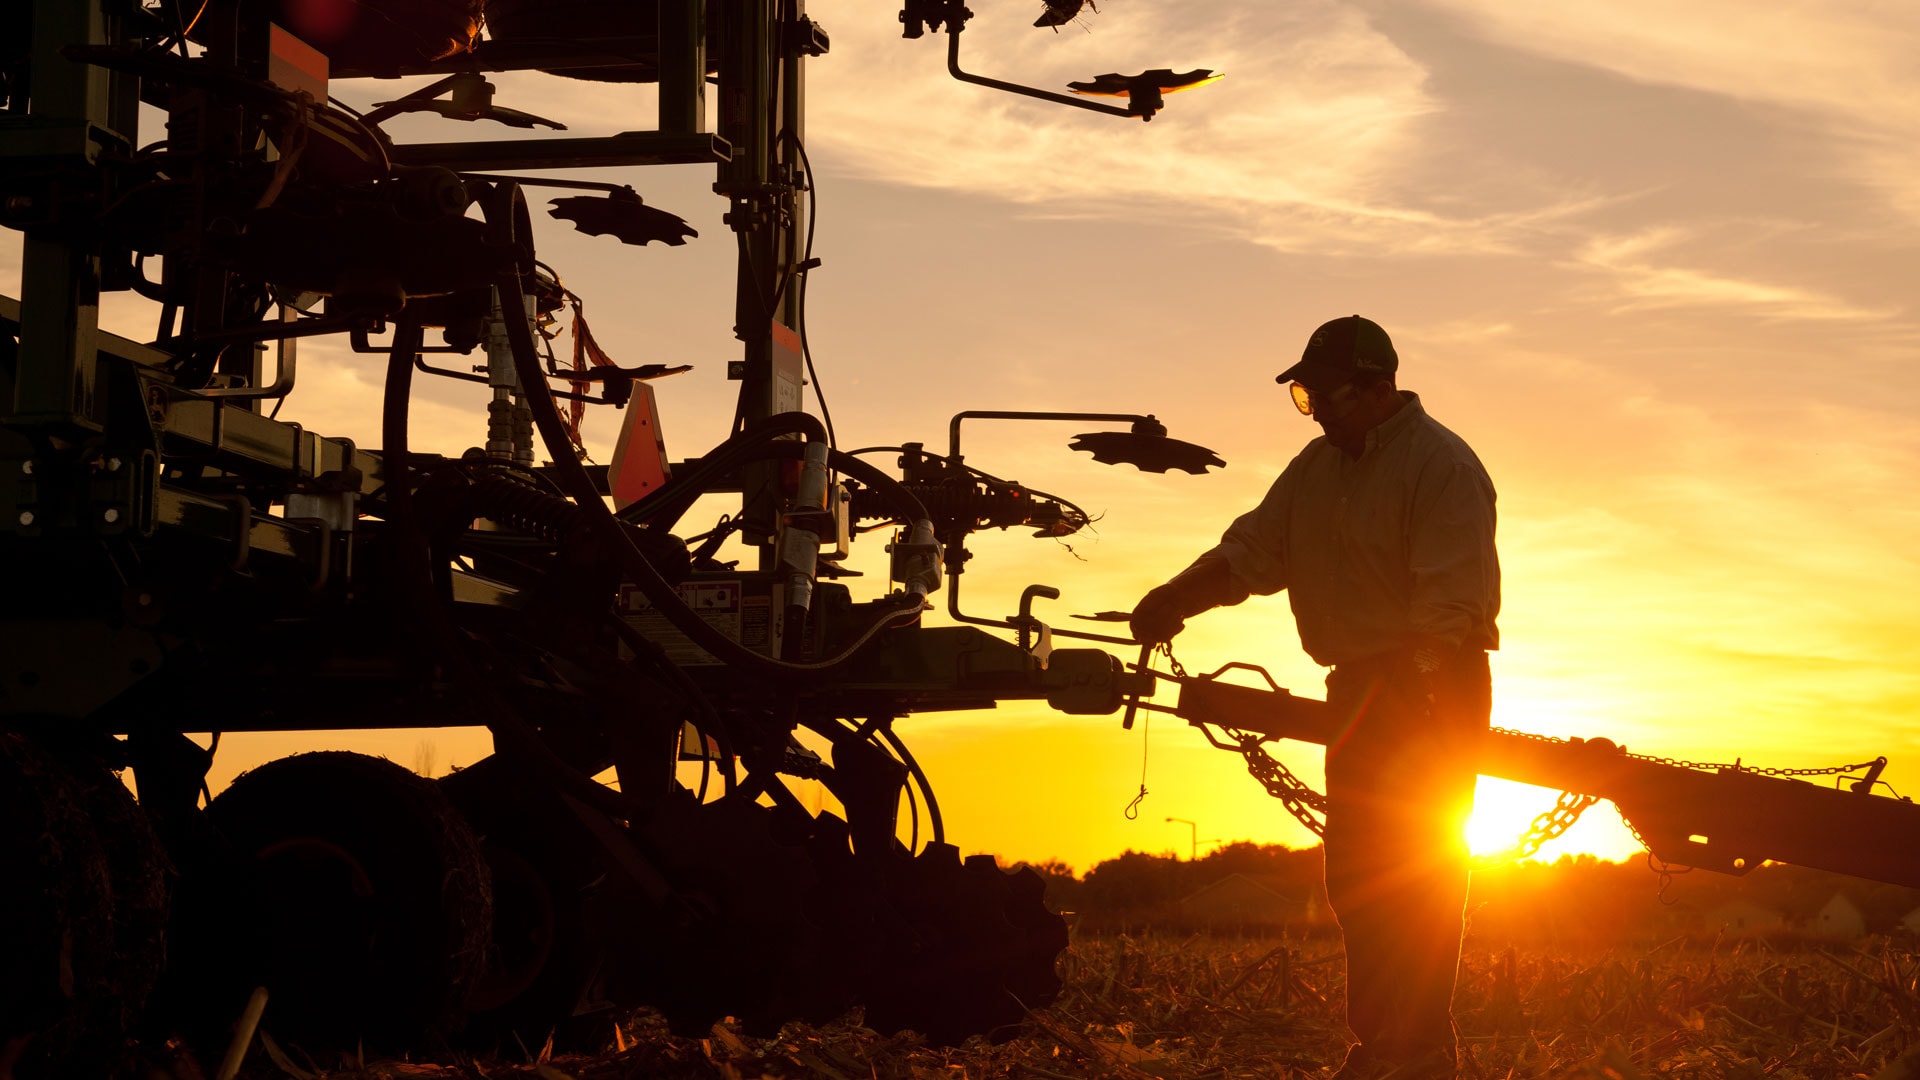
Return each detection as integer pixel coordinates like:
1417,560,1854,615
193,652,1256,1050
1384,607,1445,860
1467,776,1643,864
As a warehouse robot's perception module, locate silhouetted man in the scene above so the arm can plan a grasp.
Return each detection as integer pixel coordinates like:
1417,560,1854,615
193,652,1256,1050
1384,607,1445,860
1131,315,1498,1080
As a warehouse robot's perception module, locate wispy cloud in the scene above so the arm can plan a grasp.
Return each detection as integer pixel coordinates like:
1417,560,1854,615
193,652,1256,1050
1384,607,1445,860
1419,0,1920,224
1569,228,1893,320
804,0,1589,255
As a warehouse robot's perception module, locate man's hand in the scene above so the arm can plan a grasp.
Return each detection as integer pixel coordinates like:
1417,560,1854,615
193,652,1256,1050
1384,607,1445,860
1130,555,1251,645
1130,583,1191,645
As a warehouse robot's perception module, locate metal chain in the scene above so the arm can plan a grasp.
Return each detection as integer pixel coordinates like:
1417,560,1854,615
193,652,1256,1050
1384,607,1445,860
1160,643,1326,837
1625,751,1883,778
1510,789,1598,859
1238,737,1328,837
1491,726,1883,880
1490,726,1882,778
1170,668,1874,854
1154,641,1187,678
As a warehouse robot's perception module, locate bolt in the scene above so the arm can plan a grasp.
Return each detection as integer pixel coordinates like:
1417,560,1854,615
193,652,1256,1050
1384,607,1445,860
19,461,31,475
18,511,33,526
103,508,121,524
136,592,153,607
107,457,123,472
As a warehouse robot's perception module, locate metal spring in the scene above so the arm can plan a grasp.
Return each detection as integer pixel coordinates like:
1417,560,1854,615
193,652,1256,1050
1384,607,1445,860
466,473,583,542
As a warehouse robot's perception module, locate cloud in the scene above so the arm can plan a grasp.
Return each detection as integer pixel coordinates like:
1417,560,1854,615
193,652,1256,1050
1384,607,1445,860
1569,228,1894,320
1418,0,1920,224
803,0,1588,255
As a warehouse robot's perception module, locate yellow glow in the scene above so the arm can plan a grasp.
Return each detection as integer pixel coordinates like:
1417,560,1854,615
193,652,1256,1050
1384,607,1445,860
1465,776,1562,858
1465,776,1645,865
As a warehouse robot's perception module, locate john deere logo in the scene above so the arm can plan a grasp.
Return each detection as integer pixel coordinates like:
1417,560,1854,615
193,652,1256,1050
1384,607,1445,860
1310,331,1327,348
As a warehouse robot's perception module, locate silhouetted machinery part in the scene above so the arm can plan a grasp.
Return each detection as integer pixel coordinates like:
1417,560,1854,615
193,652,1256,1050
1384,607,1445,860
483,0,728,83
0,734,168,1080
859,846,1068,1045
201,0,486,75
439,757,1069,1048
1,1,1104,1066
446,758,628,1050
196,752,492,1051
849,481,1081,539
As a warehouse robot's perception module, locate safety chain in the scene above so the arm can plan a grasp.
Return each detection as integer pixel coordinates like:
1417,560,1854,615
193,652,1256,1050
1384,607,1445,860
1510,789,1599,859
1160,644,1327,837
1492,725,1883,891
1238,737,1328,838
1491,726,1882,779
1154,641,1187,678
1625,750,1884,778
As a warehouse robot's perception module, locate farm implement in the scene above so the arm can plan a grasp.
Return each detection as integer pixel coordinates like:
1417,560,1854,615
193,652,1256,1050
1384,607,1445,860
0,0,1213,1073
1130,657,1919,887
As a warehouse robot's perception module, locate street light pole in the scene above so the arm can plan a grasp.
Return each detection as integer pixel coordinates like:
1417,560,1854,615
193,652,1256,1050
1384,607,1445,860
1166,816,1197,861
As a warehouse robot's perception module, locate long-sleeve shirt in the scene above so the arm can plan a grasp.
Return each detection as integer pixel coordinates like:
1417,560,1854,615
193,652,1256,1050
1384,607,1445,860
1204,392,1500,668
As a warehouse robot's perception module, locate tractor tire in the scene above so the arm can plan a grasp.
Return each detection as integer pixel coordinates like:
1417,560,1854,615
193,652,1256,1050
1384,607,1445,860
0,733,116,1079
461,838,606,1051
64,747,171,1052
207,751,491,1051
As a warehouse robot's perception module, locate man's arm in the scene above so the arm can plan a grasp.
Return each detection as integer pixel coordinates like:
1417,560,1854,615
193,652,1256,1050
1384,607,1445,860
1208,464,1298,594
1129,553,1252,644
1406,455,1500,657
1130,468,1294,644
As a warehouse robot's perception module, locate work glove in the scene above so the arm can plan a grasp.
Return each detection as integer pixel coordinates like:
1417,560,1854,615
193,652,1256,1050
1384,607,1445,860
1129,555,1248,645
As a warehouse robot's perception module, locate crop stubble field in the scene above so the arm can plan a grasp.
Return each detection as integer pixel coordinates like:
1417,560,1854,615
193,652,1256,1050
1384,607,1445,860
213,932,1920,1080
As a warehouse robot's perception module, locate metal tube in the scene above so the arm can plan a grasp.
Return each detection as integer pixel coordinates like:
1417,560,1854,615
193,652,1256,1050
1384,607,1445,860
947,409,1154,462
658,0,706,133
213,986,269,1080
945,22,1132,120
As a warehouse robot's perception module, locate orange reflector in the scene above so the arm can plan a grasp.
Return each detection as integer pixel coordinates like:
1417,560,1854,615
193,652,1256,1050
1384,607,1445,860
267,24,328,103
608,381,670,509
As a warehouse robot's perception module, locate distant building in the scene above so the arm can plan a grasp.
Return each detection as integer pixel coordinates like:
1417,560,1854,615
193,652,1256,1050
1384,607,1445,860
1811,893,1866,939
1177,873,1298,928
1704,898,1785,937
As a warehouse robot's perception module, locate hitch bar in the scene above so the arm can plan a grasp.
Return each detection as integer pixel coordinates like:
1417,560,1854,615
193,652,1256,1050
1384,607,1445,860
1131,663,1920,890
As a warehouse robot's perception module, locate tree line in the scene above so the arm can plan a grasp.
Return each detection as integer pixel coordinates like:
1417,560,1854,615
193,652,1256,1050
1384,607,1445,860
1008,843,1920,944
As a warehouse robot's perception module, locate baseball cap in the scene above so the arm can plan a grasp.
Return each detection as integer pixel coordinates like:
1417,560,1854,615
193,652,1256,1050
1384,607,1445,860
1275,315,1398,390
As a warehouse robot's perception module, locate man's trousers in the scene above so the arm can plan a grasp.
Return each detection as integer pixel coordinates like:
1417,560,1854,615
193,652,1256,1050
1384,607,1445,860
1322,650,1490,1062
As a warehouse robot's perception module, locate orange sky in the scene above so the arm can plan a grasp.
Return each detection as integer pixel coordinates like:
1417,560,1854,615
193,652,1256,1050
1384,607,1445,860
8,1,1916,875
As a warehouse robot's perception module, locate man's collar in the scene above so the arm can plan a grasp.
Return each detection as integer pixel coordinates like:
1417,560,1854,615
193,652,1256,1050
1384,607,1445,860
1361,391,1423,454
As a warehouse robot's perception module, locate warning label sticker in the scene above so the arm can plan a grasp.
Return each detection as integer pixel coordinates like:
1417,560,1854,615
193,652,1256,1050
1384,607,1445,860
619,581,744,666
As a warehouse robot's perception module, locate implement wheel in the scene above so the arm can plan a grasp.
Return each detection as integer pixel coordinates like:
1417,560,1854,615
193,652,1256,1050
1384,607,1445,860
625,792,829,1036
208,751,491,1050
0,733,115,1079
858,845,1069,1046
461,837,605,1050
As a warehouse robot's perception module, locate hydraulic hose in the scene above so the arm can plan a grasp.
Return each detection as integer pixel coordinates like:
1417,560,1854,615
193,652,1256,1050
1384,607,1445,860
495,270,929,682
463,471,587,543
879,724,945,848
381,317,655,824
440,466,736,792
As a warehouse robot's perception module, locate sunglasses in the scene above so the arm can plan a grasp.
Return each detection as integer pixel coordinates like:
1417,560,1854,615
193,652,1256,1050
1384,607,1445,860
1289,381,1358,417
